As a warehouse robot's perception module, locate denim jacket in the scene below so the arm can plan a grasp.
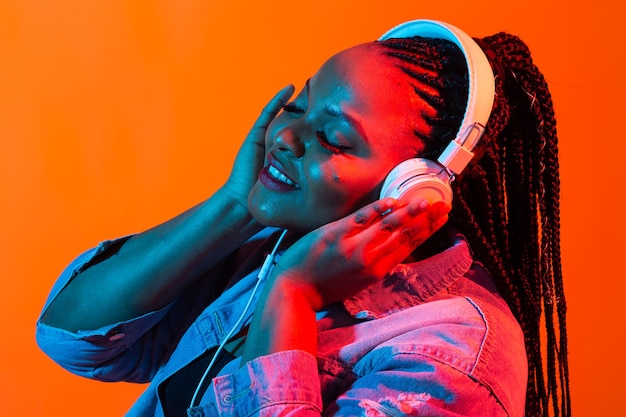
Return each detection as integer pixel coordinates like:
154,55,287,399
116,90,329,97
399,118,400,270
36,228,527,417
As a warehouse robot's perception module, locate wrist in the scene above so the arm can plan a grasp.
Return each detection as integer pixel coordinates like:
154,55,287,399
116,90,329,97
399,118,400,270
242,275,318,363
213,186,263,231
268,274,323,313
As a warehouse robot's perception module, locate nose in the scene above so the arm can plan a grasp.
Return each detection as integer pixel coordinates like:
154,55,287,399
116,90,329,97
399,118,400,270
274,125,305,158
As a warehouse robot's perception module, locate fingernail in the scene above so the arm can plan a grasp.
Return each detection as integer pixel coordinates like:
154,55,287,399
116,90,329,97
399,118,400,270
379,198,397,216
418,199,431,210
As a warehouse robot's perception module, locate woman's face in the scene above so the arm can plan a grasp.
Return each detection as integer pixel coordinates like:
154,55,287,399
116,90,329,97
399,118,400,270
248,43,429,232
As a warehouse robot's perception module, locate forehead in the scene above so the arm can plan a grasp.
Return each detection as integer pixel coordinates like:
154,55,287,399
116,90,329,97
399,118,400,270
312,44,406,104
308,43,424,150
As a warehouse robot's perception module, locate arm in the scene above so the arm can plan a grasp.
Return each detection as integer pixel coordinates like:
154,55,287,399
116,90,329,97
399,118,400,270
201,199,450,415
40,85,295,333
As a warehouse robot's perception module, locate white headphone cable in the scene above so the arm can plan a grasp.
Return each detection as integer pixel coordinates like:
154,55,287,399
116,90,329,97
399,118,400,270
188,229,288,409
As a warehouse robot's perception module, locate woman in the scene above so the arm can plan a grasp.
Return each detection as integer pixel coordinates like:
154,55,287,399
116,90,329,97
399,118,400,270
37,19,570,417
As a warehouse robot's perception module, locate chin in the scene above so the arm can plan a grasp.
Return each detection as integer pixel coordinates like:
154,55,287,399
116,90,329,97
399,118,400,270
249,201,289,229
247,190,330,233
248,189,298,231
250,208,317,233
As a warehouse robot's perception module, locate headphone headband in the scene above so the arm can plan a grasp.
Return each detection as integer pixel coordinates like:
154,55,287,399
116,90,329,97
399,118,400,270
378,19,495,174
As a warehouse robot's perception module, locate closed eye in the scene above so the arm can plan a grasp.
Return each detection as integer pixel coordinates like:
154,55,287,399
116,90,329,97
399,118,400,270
317,130,353,154
282,102,305,114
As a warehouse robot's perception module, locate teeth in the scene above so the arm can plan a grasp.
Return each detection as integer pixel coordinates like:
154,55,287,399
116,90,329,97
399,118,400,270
268,165,295,186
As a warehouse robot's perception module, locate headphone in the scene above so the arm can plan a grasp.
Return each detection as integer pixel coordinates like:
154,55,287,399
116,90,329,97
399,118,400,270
378,19,495,205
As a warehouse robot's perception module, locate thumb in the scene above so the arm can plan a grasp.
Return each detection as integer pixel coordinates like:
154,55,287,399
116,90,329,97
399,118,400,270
245,84,295,144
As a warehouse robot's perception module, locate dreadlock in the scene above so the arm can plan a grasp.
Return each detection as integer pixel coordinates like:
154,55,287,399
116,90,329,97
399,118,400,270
376,34,571,417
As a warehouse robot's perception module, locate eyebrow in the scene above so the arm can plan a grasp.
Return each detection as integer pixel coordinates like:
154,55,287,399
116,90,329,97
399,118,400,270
305,79,370,143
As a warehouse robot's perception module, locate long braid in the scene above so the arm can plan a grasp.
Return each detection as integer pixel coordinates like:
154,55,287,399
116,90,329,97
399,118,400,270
376,33,570,417
519,48,570,416
478,33,571,416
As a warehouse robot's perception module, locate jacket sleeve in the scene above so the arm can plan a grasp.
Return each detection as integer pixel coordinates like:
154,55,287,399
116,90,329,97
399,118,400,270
36,238,185,383
193,347,509,417
36,228,279,385
195,350,323,416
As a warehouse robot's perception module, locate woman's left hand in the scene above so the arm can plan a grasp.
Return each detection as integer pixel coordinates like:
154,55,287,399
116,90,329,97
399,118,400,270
269,198,451,311
241,198,450,362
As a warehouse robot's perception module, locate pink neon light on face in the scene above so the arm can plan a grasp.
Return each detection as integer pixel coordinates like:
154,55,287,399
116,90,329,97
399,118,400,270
248,43,431,232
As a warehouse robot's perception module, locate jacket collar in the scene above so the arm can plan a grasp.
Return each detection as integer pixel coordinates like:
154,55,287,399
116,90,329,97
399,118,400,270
342,232,473,319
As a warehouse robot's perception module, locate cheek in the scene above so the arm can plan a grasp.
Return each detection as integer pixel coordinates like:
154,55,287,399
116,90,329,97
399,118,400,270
307,162,344,194
306,159,383,212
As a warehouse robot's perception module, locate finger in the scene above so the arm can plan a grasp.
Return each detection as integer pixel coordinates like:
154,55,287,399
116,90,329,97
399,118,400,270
428,201,452,221
389,200,450,231
395,211,449,248
350,198,398,227
399,201,449,239
346,202,415,258
246,85,295,142
369,200,423,234
341,201,450,278
364,200,449,250
403,199,449,216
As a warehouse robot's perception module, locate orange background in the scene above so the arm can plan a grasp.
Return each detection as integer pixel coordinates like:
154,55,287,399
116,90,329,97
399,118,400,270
1,0,624,415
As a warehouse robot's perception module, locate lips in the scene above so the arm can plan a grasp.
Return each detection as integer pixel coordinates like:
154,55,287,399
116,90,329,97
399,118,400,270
258,155,300,192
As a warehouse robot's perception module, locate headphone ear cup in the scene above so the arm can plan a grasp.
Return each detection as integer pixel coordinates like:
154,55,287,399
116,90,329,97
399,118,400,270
380,158,453,205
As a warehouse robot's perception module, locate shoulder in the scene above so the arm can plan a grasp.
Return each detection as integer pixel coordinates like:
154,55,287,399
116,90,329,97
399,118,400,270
353,296,497,375
352,293,526,416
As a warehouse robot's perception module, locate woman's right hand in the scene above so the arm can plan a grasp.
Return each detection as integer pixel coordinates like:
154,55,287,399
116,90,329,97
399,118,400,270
41,85,296,333
223,85,295,209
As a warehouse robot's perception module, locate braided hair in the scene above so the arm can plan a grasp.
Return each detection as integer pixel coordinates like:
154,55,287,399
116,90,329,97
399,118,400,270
376,34,571,417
